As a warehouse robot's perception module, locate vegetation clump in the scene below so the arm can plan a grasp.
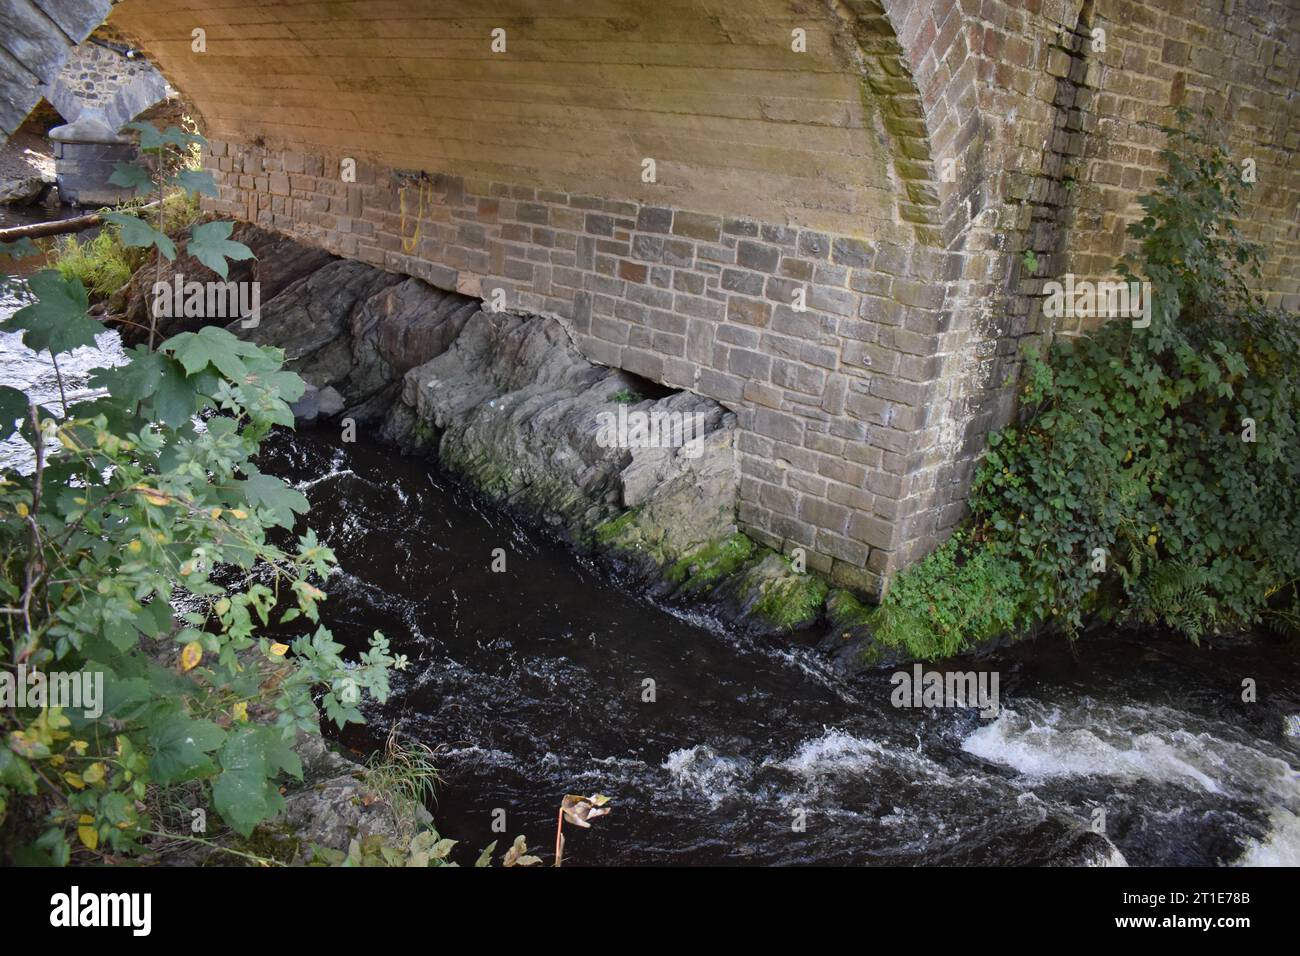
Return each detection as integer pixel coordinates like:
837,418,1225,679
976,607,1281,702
870,109,1300,659
0,122,401,865
752,562,828,633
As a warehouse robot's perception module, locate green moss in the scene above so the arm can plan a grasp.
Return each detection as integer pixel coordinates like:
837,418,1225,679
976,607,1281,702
666,533,755,591
825,588,874,630
232,822,303,866
592,507,642,547
754,572,829,633
411,419,437,449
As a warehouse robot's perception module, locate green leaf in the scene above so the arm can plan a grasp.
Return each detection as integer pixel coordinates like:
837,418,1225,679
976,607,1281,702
150,357,200,427
236,472,309,528
262,731,304,781
163,324,262,381
187,221,255,279
147,711,225,785
108,161,155,196
123,121,204,151
1,271,99,355
103,212,177,260
172,168,219,198
211,728,285,837
100,675,153,721
0,385,27,441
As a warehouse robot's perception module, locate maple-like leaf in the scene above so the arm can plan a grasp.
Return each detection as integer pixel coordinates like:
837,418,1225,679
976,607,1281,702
187,221,255,279
1,271,99,355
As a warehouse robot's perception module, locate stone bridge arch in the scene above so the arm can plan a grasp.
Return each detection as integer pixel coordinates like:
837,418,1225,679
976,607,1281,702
46,34,170,132
96,0,980,594
4,0,1296,594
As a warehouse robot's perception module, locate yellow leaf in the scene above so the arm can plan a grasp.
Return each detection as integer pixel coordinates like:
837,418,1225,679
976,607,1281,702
233,701,248,722
127,539,142,554
83,762,105,785
269,642,289,657
15,502,28,518
230,508,248,520
135,485,170,507
77,815,98,851
180,641,203,672
502,835,541,867
1146,534,1158,547
214,597,230,616
64,772,85,790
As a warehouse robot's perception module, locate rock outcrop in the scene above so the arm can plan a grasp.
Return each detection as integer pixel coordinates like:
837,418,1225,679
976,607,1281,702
112,220,335,342
111,222,872,646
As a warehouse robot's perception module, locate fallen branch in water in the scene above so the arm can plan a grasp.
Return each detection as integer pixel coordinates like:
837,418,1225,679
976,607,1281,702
0,201,160,243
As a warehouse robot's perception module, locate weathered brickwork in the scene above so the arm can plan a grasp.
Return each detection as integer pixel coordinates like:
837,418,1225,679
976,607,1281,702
864,0,1300,566
201,138,960,593
85,0,1297,594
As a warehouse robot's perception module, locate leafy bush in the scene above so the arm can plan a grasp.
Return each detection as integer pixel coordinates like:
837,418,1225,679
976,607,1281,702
871,535,1025,659
872,109,1299,657
0,123,402,864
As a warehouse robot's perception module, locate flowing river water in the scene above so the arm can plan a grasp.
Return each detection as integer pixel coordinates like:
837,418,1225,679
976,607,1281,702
3,269,1298,867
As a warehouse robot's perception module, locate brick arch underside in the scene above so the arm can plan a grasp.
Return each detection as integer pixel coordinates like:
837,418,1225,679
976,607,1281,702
111,0,943,244
103,0,972,595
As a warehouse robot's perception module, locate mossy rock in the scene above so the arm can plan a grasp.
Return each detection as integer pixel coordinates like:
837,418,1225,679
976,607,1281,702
825,588,874,630
592,507,643,548
665,533,755,593
745,554,829,633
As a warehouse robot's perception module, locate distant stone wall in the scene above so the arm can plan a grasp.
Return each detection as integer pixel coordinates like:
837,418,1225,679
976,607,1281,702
45,26,169,130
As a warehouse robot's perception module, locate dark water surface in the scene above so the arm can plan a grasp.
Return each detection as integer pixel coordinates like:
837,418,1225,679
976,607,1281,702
256,427,1300,867
3,268,1297,867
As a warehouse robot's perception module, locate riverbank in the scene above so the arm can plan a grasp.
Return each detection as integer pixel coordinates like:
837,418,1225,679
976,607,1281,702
3,260,1298,865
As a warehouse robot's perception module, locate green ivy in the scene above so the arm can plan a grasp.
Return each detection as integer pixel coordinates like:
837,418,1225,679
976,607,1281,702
872,108,1299,657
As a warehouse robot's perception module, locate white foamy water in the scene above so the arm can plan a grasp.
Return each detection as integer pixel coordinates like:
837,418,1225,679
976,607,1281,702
663,744,751,807
962,698,1300,865
0,322,127,473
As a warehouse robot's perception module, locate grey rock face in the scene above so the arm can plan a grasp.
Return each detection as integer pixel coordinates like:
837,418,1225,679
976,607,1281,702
387,309,740,558
114,220,335,341
345,278,479,409
238,258,402,384
0,176,47,204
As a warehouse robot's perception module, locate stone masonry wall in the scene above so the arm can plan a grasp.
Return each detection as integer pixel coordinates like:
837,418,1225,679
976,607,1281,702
203,138,958,595
42,24,171,133
880,0,1300,559
90,0,1299,597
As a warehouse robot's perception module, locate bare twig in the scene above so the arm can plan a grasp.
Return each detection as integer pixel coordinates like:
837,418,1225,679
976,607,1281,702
0,201,161,243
